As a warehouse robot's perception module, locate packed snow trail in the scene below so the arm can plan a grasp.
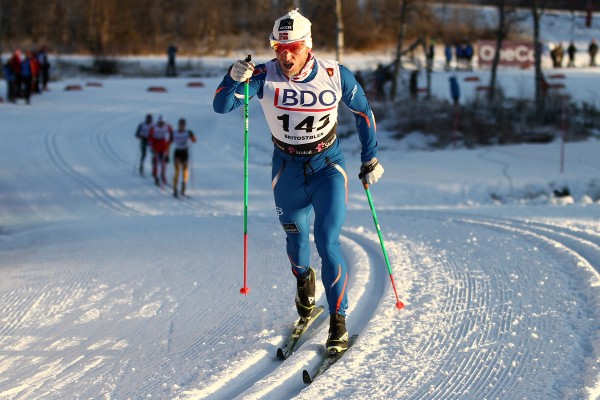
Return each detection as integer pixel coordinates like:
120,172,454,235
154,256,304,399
0,77,598,399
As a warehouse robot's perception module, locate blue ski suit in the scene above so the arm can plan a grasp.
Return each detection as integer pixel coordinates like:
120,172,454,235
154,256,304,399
213,57,378,316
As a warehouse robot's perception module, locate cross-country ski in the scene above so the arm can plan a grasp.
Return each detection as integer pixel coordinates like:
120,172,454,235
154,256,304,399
303,334,359,384
276,306,325,360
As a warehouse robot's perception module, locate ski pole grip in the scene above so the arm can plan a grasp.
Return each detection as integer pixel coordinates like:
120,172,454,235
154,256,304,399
244,55,252,83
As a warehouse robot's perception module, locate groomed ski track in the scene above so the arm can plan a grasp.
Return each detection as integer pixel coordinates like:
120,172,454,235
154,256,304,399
0,78,598,399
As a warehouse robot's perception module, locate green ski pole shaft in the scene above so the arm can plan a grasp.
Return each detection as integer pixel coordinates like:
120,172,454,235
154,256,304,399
363,182,404,309
240,55,251,296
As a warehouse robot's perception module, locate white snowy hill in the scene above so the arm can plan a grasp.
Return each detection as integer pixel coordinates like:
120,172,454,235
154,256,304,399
1,7,599,400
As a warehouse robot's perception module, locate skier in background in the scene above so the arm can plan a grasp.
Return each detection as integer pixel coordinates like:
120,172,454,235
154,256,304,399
213,9,383,353
148,116,173,186
135,114,154,176
171,118,196,198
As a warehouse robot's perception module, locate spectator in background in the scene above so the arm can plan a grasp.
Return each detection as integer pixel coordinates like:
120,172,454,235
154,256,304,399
38,46,50,90
20,51,32,104
567,42,577,67
589,39,598,67
464,42,474,71
444,44,452,71
30,50,41,93
374,63,391,101
354,70,365,89
9,49,22,99
552,43,564,68
166,44,178,77
426,43,435,72
3,61,15,103
409,70,418,100
455,44,463,70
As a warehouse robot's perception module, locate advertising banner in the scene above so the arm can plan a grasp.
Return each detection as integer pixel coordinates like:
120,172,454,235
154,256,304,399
477,41,535,68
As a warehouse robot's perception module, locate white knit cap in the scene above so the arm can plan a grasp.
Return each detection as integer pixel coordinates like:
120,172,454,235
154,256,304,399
269,9,313,49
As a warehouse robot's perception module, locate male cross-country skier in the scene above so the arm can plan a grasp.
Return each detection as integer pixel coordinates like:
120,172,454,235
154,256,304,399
213,9,384,352
135,113,154,176
171,118,196,198
148,116,173,187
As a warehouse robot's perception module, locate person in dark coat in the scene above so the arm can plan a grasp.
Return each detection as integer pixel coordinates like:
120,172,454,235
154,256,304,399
38,46,50,90
567,42,576,67
444,44,452,71
2,62,15,102
589,39,598,67
20,51,32,104
166,44,178,77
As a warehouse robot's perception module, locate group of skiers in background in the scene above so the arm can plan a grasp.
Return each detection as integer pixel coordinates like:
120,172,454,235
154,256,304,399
2,47,50,104
550,39,599,68
135,114,196,198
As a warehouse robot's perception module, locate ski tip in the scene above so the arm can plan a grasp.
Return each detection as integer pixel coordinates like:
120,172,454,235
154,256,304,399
302,369,313,384
276,348,287,360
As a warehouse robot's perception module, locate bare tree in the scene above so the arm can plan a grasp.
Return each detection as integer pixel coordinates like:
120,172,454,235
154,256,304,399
335,0,344,62
531,0,546,117
390,0,411,99
488,0,507,103
488,1,527,102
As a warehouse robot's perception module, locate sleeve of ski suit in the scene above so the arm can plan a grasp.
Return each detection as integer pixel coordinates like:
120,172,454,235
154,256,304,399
339,65,377,163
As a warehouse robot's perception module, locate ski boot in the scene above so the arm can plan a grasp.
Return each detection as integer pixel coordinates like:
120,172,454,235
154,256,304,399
295,267,316,318
181,183,186,196
326,314,349,353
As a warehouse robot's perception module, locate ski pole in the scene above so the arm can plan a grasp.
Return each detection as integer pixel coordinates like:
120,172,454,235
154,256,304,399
133,142,141,176
188,144,194,191
361,180,404,309
240,55,252,296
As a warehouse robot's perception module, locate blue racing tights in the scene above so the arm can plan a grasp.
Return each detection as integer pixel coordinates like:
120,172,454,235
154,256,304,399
272,145,349,316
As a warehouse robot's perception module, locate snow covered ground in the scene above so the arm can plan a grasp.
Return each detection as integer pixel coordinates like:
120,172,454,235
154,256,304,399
2,5,600,395
0,60,599,399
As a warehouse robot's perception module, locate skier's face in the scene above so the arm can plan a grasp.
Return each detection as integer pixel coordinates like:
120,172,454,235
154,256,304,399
273,41,310,77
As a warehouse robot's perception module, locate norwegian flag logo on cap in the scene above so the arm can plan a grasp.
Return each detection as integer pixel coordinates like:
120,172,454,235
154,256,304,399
278,18,294,31
278,32,289,41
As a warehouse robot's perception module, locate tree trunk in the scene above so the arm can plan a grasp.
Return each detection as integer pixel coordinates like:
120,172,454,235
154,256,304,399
422,35,431,99
488,0,506,103
391,0,409,100
532,0,545,117
335,0,344,63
